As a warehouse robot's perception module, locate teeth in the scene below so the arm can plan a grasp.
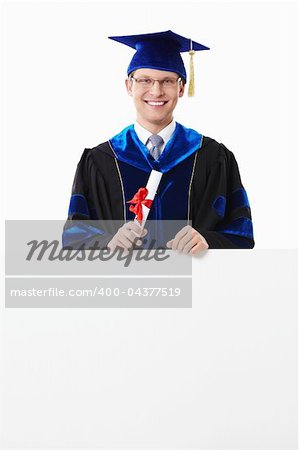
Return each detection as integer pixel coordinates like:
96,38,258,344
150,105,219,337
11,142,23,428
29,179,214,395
146,101,165,106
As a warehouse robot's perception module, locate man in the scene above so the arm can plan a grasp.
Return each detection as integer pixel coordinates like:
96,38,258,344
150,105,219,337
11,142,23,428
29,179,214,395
64,30,254,253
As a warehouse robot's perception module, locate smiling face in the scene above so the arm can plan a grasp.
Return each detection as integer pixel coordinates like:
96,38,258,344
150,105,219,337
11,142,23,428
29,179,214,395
125,68,185,134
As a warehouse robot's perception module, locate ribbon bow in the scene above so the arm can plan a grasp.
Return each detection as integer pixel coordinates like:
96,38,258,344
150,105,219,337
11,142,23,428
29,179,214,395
127,187,153,223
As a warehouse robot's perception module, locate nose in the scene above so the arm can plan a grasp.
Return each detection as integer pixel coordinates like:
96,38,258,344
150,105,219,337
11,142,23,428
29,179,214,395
149,80,164,96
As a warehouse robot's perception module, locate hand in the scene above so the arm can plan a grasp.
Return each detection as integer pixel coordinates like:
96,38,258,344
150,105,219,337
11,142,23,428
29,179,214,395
166,225,209,255
107,221,147,252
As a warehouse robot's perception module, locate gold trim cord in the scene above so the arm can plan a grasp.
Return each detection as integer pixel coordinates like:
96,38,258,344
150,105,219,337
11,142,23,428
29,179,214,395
188,49,195,97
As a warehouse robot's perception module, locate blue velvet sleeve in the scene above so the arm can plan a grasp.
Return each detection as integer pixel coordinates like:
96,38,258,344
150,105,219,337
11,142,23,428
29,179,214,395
62,150,112,249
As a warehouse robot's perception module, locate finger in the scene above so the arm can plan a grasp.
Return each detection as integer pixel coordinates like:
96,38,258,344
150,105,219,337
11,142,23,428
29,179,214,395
166,240,173,248
134,239,143,246
132,227,148,238
124,222,144,235
176,232,194,252
117,235,133,250
173,225,192,242
170,232,181,250
170,226,192,250
171,237,179,250
183,236,200,254
172,234,187,251
126,228,147,248
190,241,208,255
131,234,143,246
123,229,140,243
107,242,116,251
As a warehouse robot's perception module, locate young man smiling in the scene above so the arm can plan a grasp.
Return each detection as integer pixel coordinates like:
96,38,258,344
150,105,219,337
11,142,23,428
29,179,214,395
125,69,185,134
64,30,254,252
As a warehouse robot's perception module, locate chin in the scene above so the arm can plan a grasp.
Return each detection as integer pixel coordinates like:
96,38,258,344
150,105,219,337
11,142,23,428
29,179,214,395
148,113,170,123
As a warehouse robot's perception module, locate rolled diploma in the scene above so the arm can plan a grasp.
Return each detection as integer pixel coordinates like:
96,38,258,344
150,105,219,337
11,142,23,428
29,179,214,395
134,169,163,228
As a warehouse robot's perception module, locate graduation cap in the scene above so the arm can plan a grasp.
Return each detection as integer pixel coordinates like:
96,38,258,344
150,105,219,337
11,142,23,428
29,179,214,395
108,30,210,97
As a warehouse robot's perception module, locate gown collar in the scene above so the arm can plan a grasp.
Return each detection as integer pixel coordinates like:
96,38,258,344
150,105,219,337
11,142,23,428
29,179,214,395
134,119,176,152
108,122,203,173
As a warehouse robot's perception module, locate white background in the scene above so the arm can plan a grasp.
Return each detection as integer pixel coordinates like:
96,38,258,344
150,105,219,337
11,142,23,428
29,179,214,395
1,1,298,450
1,250,298,450
1,0,298,248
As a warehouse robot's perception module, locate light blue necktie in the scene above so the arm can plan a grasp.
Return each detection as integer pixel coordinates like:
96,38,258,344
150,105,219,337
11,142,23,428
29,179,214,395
148,134,164,160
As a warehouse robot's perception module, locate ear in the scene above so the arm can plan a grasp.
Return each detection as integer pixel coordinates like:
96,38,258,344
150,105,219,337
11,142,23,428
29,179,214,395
125,78,133,97
178,82,185,98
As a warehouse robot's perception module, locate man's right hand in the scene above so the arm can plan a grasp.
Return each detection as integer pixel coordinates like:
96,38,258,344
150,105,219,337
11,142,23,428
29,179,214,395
107,221,147,252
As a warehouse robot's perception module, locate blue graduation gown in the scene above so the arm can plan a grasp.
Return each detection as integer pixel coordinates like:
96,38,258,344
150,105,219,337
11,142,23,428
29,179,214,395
63,122,254,249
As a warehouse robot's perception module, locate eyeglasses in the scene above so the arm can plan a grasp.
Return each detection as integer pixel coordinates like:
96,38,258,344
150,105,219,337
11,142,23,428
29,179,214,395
130,76,182,89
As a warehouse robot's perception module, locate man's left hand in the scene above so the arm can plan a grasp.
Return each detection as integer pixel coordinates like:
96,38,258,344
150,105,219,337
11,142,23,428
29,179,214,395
166,225,209,255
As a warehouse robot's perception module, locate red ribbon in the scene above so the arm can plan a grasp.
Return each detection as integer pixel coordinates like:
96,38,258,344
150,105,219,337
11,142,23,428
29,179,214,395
127,187,153,222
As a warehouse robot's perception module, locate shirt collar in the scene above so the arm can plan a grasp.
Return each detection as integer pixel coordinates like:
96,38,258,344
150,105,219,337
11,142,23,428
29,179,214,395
134,119,176,150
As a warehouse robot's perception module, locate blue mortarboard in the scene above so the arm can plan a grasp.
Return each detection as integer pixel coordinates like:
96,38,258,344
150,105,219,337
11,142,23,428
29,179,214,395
108,30,210,96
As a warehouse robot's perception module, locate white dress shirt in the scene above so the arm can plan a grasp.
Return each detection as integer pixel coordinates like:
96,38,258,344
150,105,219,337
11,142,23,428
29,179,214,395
134,119,176,154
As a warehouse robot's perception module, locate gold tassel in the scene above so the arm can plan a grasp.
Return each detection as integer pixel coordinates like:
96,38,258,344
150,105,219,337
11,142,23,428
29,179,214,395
188,48,195,97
